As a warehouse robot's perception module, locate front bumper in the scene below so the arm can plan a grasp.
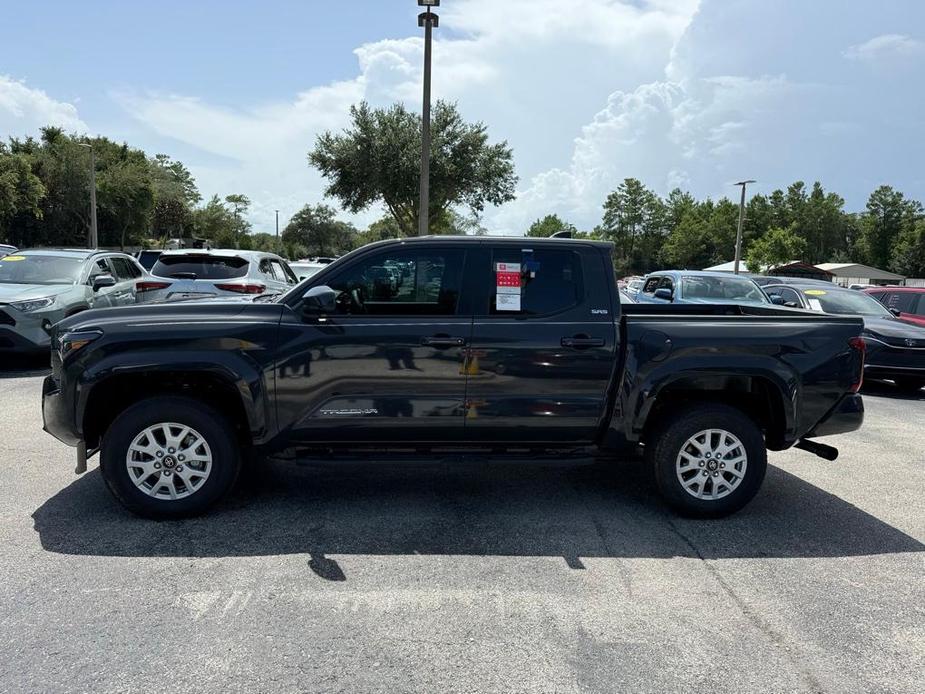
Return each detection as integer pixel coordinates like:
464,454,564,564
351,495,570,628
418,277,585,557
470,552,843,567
805,393,865,438
0,306,62,352
864,339,925,380
42,375,81,447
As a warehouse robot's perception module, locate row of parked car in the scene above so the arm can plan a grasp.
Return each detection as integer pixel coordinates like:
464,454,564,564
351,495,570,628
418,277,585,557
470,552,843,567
620,270,925,393
0,247,333,354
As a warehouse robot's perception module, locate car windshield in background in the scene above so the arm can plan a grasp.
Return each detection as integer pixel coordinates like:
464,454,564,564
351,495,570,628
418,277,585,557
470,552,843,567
0,255,84,285
152,255,248,280
681,276,767,303
803,288,892,316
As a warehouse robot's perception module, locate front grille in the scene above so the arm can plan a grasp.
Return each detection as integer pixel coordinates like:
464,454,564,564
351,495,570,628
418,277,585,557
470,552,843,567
879,335,925,349
0,309,14,327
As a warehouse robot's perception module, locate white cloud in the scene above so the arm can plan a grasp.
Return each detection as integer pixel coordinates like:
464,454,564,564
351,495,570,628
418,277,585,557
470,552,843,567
843,34,925,63
116,0,700,231
0,76,86,136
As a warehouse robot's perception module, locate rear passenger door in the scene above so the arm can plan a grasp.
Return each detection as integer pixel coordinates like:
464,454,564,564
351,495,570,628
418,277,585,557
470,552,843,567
109,256,142,305
463,243,617,444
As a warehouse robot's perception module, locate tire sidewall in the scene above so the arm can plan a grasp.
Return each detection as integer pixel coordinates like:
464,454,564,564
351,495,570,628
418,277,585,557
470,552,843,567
650,404,767,518
100,396,240,519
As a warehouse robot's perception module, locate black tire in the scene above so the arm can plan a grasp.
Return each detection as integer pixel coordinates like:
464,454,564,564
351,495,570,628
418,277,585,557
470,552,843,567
893,377,925,394
100,396,241,519
646,403,767,518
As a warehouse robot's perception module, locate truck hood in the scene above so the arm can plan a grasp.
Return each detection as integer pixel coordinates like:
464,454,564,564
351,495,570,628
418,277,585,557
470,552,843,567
0,282,75,303
54,301,287,335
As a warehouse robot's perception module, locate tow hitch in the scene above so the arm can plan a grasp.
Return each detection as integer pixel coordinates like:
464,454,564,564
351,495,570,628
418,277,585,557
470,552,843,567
794,439,839,461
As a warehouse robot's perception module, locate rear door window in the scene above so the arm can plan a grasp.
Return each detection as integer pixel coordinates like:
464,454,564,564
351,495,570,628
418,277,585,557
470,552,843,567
110,257,140,280
271,259,298,284
152,255,249,280
885,292,919,313
486,248,582,316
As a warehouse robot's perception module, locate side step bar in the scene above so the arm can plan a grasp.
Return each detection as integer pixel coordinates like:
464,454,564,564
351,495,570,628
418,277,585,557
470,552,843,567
794,439,839,461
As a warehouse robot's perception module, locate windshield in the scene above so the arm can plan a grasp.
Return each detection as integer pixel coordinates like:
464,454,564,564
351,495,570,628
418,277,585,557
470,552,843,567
0,254,84,285
802,288,892,316
152,254,248,280
681,276,768,303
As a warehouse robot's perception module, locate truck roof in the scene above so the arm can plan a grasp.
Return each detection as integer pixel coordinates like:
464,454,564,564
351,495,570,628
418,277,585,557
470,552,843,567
365,235,614,250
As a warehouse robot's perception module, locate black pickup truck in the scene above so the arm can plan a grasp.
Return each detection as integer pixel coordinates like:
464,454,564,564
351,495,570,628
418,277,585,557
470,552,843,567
43,237,865,519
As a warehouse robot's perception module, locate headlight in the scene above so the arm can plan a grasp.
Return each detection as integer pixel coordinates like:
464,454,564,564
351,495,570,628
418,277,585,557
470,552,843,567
10,297,55,313
59,330,103,360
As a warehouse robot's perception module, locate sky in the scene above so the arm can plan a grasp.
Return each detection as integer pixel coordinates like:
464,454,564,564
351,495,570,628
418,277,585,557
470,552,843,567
2,0,924,234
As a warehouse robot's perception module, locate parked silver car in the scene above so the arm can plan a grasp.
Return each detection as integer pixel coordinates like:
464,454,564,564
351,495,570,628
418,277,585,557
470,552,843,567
135,249,299,303
0,249,146,353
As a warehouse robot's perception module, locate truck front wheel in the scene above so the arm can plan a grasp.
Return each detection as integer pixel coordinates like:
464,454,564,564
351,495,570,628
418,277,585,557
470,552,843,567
647,404,767,518
100,396,241,519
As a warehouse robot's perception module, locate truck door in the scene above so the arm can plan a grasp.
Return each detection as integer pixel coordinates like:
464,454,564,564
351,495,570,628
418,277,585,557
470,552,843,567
276,245,472,444
463,243,617,443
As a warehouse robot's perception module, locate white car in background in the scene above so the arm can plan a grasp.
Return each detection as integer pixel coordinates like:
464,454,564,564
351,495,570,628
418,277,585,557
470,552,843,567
135,249,299,303
289,260,328,281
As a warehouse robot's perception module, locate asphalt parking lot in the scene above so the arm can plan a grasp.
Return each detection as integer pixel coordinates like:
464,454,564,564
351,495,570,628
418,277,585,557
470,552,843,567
0,356,923,693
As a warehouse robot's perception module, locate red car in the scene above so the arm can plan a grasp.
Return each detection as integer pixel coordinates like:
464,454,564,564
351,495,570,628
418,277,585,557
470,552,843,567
865,287,925,327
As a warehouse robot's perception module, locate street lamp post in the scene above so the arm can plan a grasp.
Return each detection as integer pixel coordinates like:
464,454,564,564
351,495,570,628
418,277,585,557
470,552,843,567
417,0,439,236
275,209,280,253
733,179,756,275
78,143,99,249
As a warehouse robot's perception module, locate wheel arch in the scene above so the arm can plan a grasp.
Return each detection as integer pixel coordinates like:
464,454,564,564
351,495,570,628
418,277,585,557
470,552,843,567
641,372,793,450
81,370,257,451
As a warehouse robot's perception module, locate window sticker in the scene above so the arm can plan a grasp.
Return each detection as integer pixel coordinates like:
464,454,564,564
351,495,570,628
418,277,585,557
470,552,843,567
808,298,823,311
804,289,827,296
1,255,25,261
496,293,521,311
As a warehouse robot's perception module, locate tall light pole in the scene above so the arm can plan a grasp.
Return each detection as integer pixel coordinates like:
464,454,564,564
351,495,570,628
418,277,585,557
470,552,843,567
417,0,439,236
733,179,756,275
275,209,280,254
78,143,99,248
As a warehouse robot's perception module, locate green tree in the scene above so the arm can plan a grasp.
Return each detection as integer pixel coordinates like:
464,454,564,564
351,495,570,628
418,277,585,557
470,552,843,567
891,218,925,277
282,204,357,258
224,194,252,248
600,178,665,274
310,101,517,236
526,214,577,238
190,195,239,248
96,158,155,250
745,225,807,273
858,186,922,268
0,148,46,243
660,211,712,270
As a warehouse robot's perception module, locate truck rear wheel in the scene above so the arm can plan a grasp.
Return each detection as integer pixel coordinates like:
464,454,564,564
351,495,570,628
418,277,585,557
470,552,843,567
100,396,241,519
647,404,767,518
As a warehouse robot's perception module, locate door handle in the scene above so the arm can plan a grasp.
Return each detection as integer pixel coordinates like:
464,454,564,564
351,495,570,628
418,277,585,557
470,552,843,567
561,336,605,349
421,336,467,348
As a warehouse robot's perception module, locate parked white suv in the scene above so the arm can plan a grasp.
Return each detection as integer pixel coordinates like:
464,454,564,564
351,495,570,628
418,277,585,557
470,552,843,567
135,250,299,303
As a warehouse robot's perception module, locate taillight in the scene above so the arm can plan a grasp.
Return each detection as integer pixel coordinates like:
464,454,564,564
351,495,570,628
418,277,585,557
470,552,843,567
214,283,266,295
849,336,866,393
136,281,172,293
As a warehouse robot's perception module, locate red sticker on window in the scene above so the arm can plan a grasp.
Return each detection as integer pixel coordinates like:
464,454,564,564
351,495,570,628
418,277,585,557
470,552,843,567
496,271,521,288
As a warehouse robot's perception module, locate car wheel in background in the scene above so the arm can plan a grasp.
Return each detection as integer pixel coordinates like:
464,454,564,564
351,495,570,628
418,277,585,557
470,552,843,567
646,403,767,518
100,396,240,519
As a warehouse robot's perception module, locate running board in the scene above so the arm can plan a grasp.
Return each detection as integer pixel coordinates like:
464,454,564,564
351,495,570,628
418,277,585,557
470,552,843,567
794,439,839,461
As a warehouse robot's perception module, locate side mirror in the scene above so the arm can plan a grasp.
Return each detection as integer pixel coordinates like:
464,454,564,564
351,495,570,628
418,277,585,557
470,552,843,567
653,287,673,301
768,294,786,306
301,285,337,317
92,274,116,292
785,301,800,308
890,308,901,317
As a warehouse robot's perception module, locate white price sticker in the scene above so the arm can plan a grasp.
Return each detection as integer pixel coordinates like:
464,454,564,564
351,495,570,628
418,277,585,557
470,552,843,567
496,294,521,311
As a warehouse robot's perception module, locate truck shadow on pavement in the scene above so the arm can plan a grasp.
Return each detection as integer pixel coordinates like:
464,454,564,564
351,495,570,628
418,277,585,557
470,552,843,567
0,354,50,379
862,380,925,401
32,458,924,578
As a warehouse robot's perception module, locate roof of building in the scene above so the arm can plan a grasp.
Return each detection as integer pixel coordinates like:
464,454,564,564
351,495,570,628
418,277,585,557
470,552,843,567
815,263,905,280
